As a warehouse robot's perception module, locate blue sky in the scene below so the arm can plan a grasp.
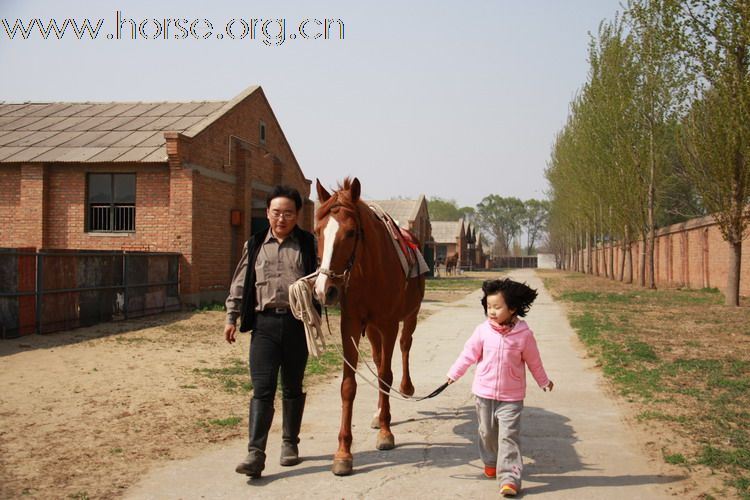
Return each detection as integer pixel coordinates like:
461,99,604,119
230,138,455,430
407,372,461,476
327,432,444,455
1,0,624,207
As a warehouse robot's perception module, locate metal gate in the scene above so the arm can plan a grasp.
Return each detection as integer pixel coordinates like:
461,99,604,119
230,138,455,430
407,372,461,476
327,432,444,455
0,249,180,338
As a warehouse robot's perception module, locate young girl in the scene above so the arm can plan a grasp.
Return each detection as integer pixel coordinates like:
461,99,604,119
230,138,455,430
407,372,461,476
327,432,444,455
447,279,553,497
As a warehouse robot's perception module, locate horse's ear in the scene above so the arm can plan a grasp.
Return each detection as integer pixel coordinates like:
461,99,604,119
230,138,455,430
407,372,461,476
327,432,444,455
316,178,331,203
351,177,361,203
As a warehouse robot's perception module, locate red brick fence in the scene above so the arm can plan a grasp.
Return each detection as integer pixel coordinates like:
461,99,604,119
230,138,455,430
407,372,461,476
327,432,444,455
567,214,750,297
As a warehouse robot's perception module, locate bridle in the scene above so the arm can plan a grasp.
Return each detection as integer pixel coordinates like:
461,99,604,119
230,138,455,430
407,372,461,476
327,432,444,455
317,203,363,291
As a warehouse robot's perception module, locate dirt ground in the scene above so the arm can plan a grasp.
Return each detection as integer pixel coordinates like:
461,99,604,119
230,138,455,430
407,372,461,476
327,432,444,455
0,289,463,500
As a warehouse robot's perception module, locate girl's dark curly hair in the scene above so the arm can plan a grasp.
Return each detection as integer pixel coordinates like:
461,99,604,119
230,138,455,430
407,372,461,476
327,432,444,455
480,279,538,317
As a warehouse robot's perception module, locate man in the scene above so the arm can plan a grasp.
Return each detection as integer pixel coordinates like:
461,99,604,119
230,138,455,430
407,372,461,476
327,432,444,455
224,185,318,478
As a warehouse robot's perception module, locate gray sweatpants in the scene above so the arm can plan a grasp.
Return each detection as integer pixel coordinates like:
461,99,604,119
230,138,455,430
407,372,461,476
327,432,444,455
475,396,524,488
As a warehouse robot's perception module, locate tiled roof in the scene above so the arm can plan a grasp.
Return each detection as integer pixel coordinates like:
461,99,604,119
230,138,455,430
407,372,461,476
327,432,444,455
431,220,463,244
0,86,259,163
367,197,424,227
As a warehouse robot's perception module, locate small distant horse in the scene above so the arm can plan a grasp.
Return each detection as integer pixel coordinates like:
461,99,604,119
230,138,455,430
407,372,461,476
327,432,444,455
445,253,458,275
313,177,426,476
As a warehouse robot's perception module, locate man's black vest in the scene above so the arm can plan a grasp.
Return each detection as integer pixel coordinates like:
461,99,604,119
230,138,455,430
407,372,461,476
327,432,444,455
239,226,319,332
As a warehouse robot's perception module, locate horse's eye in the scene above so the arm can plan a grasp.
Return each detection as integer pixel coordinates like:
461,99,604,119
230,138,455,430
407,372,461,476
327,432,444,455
345,230,356,239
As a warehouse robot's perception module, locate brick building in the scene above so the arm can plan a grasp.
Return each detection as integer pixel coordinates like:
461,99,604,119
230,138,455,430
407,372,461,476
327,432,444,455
368,196,434,274
431,219,466,267
367,196,432,249
463,223,486,269
0,86,313,304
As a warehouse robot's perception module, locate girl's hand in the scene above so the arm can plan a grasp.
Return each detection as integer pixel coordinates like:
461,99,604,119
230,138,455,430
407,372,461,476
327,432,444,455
544,380,554,392
446,378,454,385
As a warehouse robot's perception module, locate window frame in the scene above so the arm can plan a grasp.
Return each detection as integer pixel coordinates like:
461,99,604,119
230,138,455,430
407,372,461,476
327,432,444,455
85,172,137,233
259,120,267,144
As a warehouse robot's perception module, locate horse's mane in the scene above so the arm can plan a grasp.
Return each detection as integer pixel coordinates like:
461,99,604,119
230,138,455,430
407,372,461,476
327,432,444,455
316,177,362,220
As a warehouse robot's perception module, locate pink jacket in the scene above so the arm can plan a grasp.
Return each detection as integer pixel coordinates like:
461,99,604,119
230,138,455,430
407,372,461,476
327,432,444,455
447,319,550,402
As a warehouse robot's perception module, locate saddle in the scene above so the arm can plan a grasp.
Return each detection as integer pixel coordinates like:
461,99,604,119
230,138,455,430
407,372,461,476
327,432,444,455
368,203,429,278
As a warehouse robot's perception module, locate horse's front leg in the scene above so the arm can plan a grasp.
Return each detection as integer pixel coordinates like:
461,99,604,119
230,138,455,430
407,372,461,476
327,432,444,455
375,322,398,451
332,317,361,476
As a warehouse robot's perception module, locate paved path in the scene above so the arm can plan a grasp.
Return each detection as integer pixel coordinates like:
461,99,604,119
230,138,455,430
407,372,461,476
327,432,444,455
125,269,687,499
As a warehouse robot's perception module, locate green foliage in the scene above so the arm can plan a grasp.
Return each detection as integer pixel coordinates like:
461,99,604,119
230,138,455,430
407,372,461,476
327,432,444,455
475,195,526,255
522,199,550,255
427,197,473,221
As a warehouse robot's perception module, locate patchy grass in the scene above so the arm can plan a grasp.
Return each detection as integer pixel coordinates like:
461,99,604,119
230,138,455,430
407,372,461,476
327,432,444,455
193,301,226,312
305,347,342,376
192,358,251,394
207,416,242,427
425,277,485,291
540,269,750,498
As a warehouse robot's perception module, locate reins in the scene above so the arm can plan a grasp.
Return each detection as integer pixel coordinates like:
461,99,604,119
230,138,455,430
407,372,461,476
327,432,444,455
289,272,449,402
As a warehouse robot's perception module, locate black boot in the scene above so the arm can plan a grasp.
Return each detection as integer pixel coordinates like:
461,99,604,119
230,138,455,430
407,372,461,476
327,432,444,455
235,398,275,477
280,393,306,466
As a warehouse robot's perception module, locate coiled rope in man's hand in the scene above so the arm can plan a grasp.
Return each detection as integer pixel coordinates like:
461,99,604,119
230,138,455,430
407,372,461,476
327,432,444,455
289,273,326,358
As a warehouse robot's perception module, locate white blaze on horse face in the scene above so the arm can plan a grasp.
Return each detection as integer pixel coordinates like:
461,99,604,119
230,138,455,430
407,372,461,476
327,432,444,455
314,217,339,303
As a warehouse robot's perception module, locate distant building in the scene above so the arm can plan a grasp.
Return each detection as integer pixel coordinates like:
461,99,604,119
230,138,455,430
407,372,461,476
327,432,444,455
366,196,431,250
0,86,313,304
537,253,556,269
431,219,466,266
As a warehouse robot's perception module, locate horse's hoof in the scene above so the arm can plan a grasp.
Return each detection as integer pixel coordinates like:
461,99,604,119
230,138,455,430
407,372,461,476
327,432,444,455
370,415,380,429
376,433,395,450
332,458,353,476
400,382,415,397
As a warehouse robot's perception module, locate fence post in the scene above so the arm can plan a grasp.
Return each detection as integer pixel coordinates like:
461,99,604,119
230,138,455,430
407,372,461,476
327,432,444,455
123,252,129,320
35,252,42,335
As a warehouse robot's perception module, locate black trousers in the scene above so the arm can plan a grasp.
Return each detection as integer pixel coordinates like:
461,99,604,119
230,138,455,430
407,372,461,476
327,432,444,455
249,312,308,402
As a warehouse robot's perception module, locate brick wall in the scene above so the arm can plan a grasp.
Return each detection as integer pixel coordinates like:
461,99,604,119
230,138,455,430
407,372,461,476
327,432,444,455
1,165,48,248
0,166,21,246
0,87,312,305
176,88,312,303
578,215,750,296
42,163,172,251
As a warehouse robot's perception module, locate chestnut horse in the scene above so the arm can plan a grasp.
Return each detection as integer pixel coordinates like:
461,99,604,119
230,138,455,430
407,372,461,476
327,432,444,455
314,177,425,476
445,253,458,275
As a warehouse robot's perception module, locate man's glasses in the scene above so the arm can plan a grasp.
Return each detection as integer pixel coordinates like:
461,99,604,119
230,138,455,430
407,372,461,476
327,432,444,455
269,210,296,220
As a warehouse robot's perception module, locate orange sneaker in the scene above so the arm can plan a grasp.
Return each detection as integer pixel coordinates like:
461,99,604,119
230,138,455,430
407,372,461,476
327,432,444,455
500,483,518,497
483,465,496,478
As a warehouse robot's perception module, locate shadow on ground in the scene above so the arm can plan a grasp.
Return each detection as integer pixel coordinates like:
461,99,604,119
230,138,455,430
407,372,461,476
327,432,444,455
247,404,685,495
0,310,207,356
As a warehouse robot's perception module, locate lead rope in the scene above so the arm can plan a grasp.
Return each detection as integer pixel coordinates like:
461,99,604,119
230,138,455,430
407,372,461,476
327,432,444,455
289,274,449,402
288,272,326,358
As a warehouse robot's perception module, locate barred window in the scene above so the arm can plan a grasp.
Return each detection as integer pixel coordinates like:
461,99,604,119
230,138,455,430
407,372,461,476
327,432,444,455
87,173,136,232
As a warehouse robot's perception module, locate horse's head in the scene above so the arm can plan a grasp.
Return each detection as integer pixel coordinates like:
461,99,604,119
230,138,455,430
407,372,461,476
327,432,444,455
314,177,362,306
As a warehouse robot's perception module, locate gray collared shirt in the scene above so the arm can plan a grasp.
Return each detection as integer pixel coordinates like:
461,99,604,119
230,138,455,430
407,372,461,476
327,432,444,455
224,230,304,325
